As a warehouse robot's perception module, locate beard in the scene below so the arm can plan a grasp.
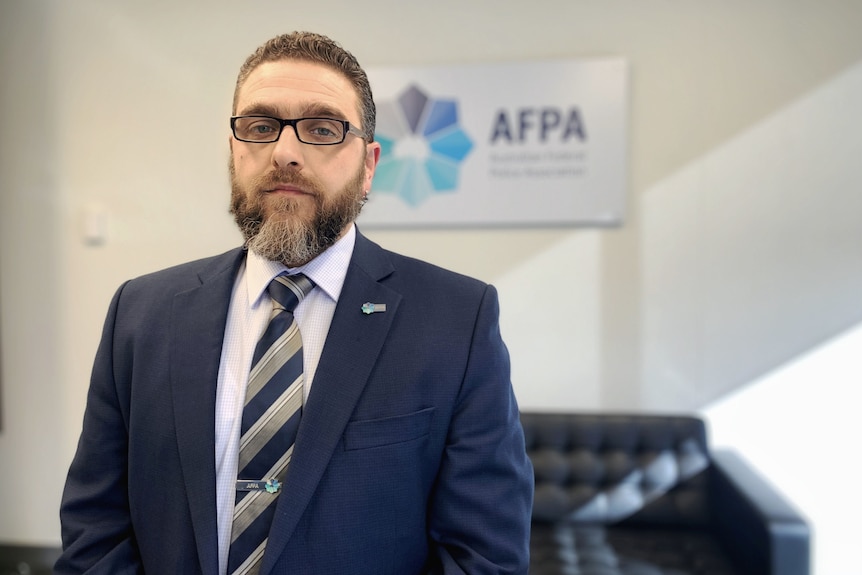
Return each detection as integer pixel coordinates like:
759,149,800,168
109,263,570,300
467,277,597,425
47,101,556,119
229,157,366,267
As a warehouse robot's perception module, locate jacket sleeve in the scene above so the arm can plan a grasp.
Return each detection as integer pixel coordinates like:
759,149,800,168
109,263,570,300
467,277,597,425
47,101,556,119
55,282,144,575
426,284,534,575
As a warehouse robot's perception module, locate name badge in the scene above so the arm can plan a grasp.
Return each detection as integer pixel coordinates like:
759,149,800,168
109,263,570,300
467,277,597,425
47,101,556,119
236,478,281,494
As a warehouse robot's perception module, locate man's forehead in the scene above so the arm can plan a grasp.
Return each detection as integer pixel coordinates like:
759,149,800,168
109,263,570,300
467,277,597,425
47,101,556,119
236,59,360,119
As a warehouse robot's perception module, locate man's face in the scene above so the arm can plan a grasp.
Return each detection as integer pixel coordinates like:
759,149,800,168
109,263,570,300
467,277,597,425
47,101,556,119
229,59,380,267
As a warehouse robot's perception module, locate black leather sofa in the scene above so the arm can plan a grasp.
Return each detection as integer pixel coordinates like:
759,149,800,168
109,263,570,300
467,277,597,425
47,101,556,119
522,412,810,575
0,544,59,575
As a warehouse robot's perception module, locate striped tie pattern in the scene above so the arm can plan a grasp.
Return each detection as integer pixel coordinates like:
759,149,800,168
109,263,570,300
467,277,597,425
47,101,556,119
227,273,314,575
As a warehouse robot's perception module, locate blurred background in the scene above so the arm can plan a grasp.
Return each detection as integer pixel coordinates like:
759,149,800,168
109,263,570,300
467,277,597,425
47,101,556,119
1,1,861,572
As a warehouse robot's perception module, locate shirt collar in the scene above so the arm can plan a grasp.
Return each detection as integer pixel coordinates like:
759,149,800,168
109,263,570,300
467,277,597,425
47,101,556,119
245,224,356,308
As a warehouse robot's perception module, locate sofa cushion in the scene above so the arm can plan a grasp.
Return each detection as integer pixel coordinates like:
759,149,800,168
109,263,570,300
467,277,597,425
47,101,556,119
523,414,710,525
530,524,737,575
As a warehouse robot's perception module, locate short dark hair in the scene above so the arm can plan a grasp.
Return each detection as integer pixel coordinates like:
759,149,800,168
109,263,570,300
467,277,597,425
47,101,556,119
233,31,375,141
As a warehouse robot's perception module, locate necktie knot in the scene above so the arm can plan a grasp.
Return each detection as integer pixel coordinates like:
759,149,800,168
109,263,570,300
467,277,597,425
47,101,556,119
268,273,315,313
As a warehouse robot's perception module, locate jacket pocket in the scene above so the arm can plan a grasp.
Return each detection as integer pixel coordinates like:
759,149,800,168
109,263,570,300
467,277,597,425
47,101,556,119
343,407,435,451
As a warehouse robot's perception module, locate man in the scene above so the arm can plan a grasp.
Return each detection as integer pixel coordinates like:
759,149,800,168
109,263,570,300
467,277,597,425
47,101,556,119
56,31,533,575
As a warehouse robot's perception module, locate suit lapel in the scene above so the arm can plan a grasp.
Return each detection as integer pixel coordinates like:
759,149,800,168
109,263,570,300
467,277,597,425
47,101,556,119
171,248,245,575
261,233,400,575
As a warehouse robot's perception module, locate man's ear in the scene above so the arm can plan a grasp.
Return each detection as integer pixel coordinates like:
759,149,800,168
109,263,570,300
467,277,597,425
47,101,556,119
364,142,381,190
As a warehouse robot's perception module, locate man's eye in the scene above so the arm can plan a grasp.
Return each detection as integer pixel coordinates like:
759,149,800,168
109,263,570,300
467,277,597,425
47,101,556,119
309,126,336,136
299,120,344,142
249,122,277,134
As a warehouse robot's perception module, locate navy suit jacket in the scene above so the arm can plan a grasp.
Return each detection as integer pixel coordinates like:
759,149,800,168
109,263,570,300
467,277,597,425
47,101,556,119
57,232,533,574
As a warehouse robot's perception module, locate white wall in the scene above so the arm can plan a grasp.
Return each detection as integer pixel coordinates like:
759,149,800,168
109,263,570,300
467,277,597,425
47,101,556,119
0,0,65,542
641,58,862,409
703,323,862,575
2,2,862,568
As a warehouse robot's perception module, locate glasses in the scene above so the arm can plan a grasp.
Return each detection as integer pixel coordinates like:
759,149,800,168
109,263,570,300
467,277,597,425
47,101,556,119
230,115,366,145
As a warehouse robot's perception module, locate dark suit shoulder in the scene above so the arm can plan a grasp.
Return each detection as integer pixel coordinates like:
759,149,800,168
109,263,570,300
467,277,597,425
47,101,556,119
120,248,245,296
388,249,488,294
355,232,489,297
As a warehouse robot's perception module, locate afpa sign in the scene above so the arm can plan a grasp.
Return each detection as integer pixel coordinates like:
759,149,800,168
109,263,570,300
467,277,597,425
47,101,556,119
363,58,627,227
490,107,587,144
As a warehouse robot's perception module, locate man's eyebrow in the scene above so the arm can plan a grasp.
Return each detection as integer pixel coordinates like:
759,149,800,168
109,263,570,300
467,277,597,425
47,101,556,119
235,102,350,120
235,102,281,117
297,102,349,120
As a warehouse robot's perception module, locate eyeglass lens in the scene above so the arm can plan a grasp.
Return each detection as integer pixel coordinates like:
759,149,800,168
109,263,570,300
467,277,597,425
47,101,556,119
233,117,346,144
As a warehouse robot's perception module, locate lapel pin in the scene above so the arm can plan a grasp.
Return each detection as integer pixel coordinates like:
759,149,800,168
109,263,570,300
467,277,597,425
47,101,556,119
361,302,386,315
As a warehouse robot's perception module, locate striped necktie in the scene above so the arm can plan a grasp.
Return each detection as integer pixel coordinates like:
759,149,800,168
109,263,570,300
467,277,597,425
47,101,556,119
227,273,315,575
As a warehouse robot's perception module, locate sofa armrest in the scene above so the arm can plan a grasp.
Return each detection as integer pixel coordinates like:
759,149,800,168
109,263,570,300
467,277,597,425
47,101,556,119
0,544,61,575
709,449,810,575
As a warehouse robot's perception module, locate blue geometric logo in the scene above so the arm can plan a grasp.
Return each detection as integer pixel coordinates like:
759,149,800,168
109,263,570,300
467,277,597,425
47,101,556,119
372,85,473,207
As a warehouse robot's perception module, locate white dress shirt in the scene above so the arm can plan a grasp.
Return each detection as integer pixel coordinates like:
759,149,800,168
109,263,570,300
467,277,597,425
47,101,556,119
213,225,355,575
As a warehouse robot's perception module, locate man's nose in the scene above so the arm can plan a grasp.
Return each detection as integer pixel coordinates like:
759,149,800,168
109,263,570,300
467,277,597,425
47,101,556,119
270,125,305,168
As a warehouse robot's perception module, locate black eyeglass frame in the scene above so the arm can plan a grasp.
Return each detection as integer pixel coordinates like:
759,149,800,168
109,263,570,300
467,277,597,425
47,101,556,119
230,115,367,145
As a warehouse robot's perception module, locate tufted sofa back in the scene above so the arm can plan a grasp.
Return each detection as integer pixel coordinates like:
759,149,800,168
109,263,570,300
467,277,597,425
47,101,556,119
521,413,713,527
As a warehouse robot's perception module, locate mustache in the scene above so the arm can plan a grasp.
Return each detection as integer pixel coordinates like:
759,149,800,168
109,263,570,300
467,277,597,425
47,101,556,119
256,169,320,196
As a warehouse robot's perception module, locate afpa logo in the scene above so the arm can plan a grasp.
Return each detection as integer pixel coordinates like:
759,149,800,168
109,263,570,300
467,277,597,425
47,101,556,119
372,85,473,207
